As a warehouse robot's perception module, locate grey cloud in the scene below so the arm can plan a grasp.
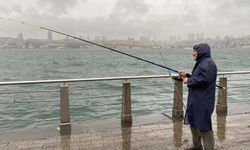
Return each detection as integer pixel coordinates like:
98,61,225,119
1,0,250,40
0,5,11,14
161,0,250,37
36,0,80,14
209,0,250,33
91,0,151,37
110,0,148,20
16,5,202,39
71,11,200,39
232,0,250,7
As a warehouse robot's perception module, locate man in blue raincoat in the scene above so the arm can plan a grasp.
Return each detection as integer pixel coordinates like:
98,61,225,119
179,43,217,150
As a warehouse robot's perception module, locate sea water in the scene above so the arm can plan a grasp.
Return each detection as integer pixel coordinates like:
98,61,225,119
0,48,249,131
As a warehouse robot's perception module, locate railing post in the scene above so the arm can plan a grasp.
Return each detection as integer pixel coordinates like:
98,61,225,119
217,114,226,141
173,119,183,148
59,83,71,135
172,78,183,118
121,82,132,124
216,77,227,115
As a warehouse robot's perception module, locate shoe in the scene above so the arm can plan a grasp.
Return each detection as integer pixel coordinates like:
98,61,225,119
184,145,203,150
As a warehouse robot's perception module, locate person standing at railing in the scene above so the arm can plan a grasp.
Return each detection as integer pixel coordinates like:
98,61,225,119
179,43,217,150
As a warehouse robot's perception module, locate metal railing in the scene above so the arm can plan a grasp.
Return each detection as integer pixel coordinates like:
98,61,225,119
1,71,250,86
0,71,250,133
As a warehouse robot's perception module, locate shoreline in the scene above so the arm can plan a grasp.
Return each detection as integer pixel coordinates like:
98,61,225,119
0,113,170,144
1,112,250,149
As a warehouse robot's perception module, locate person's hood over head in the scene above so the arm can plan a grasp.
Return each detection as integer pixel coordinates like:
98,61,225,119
193,43,211,61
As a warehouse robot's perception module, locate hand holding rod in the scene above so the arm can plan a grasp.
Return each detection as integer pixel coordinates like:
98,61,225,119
175,72,225,89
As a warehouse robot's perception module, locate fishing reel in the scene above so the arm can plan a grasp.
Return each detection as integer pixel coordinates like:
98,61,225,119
172,76,183,81
172,73,191,81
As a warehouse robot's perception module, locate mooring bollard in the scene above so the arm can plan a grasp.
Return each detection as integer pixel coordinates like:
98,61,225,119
216,77,227,115
59,83,71,135
172,78,184,118
121,82,132,124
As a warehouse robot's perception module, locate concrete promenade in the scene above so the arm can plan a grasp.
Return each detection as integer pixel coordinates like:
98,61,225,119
1,113,250,150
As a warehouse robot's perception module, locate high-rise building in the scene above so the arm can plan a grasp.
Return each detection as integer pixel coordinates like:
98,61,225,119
16,33,24,48
196,33,204,40
200,33,204,40
140,36,150,42
216,36,221,40
95,36,100,41
48,31,52,42
17,33,23,41
188,33,204,41
196,33,200,40
188,33,195,41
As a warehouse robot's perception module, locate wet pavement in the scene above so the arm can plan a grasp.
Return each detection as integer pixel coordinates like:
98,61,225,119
1,113,250,150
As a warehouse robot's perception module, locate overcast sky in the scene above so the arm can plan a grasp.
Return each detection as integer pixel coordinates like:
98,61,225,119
0,0,250,40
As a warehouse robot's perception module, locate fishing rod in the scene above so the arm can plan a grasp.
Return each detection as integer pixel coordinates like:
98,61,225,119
1,17,225,89
0,17,178,73
57,27,227,96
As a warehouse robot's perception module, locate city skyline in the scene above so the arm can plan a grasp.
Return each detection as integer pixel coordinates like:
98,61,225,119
1,30,249,49
0,0,250,40
0,30,240,41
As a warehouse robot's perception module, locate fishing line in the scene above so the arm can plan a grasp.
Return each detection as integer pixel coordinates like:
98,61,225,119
156,49,187,120
0,17,42,29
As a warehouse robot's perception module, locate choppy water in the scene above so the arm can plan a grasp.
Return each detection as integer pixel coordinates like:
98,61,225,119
0,48,250,131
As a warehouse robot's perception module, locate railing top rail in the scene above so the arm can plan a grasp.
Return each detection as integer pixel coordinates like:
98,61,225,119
0,71,250,86
0,75,172,86
217,71,250,75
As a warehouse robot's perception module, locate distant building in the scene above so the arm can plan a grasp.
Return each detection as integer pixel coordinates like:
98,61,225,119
102,36,107,41
188,33,195,41
169,35,178,43
140,36,150,42
196,33,204,40
16,33,25,48
216,36,221,40
48,31,52,43
200,33,204,40
95,36,101,41
188,33,204,41
17,33,23,41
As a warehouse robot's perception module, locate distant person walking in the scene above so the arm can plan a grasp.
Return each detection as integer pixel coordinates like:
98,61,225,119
179,43,217,150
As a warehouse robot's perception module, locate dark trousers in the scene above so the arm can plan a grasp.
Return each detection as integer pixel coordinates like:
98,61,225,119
190,125,214,150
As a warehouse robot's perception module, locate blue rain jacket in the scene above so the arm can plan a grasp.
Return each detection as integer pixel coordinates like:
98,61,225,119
186,43,217,131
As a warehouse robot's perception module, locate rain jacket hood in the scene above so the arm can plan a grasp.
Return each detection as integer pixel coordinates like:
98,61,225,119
193,43,211,61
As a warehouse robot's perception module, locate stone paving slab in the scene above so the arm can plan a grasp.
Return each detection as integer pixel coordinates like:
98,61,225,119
1,113,250,150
